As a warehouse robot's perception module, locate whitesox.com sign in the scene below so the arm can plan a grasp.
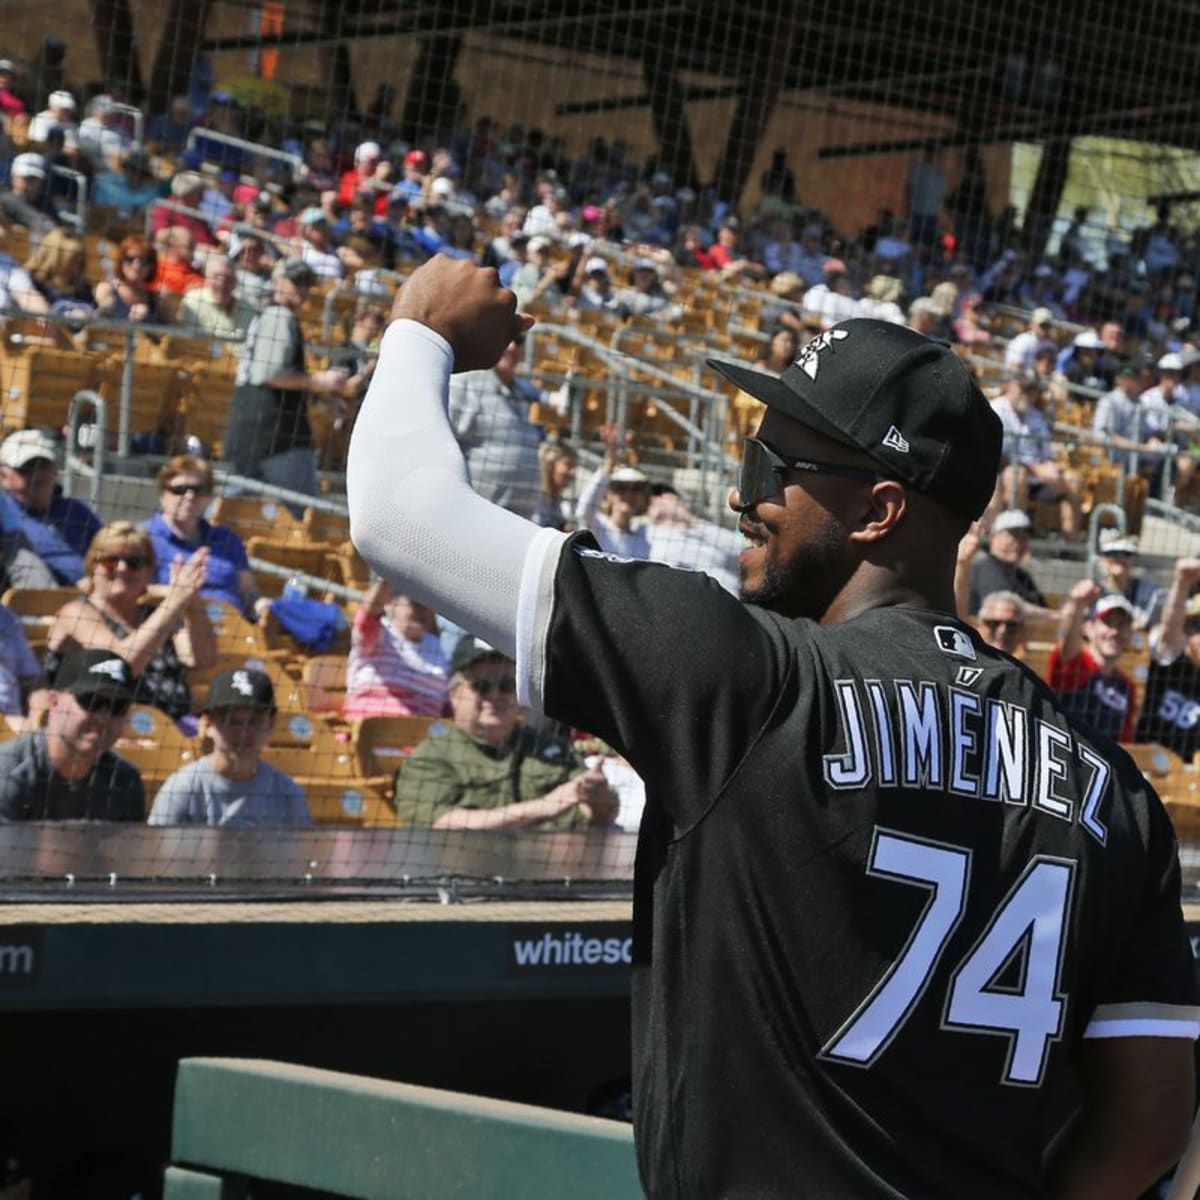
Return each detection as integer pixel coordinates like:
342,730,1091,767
508,924,632,975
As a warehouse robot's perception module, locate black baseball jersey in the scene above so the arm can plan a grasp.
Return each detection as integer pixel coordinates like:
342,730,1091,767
530,537,1198,1200
1136,648,1200,759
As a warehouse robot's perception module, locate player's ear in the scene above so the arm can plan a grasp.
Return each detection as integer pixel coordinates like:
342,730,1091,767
848,480,907,543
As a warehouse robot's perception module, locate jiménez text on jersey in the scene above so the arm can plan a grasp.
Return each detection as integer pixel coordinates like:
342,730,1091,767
823,677,1112,844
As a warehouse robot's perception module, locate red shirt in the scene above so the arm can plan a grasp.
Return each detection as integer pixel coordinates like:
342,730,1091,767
1047,645,1137,742
153,258,205,296
337,168,388,216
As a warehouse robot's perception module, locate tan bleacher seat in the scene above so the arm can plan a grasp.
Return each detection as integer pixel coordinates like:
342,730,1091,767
180,359,237,459
200,598,267,657
3,586,79,651
262,740,357,780
1122,742,1180,780
189,651,304,713
302,507,350,546
96,354,188,449
301,779,395,826
113,704,201,803
246,537,335,600
353,715,437,789
209,495,305,544
302,655,347,714
0,344,102,433
1160,764,1200,841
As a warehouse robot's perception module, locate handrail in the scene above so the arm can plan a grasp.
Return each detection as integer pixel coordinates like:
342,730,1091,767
213,470,348,516
62,389,107,508
111,101,144,151
1087,503,1126,580
184,128,302,173
50,164,87,233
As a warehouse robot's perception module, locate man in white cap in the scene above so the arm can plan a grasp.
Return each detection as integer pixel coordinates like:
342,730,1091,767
28,89,77,144
1137,557,1200,755
576,255,615,312
1137,351,1200,506
1093,531,1163,631
961,509,1051,616
0,428,101,588
0,152,54,233
1048,580,1138,742
1003,306,1055,371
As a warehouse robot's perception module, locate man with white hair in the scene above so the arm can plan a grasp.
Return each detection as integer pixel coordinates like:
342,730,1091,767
1004,307,1055,371
77,94,133,167
28,90,77,143
177,254,258,337
151,171,216,249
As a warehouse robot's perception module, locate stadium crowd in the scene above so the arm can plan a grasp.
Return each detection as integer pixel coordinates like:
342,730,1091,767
3,51,1200,830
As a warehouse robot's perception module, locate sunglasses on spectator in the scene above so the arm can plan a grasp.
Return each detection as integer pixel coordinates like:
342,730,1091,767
123,254,150,264
734,437,884,512
79,695,131,719
464,676,517,698
981,618,1023,633
165,482,210,496
97,553,150,570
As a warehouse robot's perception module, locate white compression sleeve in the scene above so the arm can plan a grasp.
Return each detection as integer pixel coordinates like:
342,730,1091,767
346,320,567,693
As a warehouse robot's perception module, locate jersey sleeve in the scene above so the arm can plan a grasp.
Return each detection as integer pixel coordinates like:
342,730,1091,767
1084,793,1200,1039
531,536,794,829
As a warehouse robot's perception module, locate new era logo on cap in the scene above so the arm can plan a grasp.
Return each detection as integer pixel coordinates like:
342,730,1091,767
882,425,910,453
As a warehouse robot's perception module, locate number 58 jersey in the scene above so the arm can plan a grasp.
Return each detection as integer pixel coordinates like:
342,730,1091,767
528,542,1200,1200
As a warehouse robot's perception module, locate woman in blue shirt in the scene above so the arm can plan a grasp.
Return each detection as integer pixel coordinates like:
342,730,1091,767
142,456,259,617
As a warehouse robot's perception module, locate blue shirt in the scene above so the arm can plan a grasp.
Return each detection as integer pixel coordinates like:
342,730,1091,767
143,512,250,613
0,487,101,584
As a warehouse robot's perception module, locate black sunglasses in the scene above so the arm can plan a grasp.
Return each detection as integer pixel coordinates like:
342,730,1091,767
465,676,517,698
733,437,884,513
97,553,149,570
982,618,1022,633
165,482,210,497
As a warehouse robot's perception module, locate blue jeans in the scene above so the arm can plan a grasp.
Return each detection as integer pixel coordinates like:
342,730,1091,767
259,448,318,518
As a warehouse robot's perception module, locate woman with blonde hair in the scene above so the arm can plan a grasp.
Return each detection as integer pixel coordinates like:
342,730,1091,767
45,521,215,728
25,226,92,308
533,441,577,531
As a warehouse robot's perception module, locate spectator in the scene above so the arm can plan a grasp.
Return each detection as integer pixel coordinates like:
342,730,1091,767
1136,558,1200,755
92,233,165,323
803,260,858,329
0,152,55,233
298,136,337,193
575,255,616,312
533,441,578,531
0,648,143,822
295,206,343,280
145,95,193,153
760,270,805,335
962,509,1051,616
906,143,945,247
612,256,673,321
23,225,91,310
1093,532,1163,632
731,327,798,444
510,235,564,308
77,94,133,168
857,275,905,325
45,521,215,728
90,147,160,218
394,636,618,830
224,258,348,502
0,602,45,731
0,248,47,315
176,253,256,338
976,589,1026,656
952,292,992,345
228,231,275,309
152,226,204,296
1140,351,1200,506
1004,307,1055,371
27,89,76,144
793,223,829,286
1092,363,1171,475
447,333,543,519
150,172,215,248
143,456,259,618
0,428,100,587
0,59,26,123
575,433,651,559
337,141,389,214
644,483,740,594
481,207,525,273
1048,582,1138,742
148,667,311,827
393,148,429,202
989,371,1082,538
343,578,449,720
907,296,941,336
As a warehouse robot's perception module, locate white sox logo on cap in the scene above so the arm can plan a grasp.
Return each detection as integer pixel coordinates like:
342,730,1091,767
794,328,849,381
230,669,255,697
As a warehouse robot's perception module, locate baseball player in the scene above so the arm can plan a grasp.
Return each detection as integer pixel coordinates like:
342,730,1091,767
347,257,1198,1199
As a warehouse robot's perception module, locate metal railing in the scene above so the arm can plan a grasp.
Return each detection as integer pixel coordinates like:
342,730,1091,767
63,389,107,507
184,128,302,174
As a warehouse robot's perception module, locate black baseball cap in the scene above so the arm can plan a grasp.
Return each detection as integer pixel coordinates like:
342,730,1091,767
708,319,1003,520
204,667,276,713
54,650,135,702
450,636,507,675
277,258,317,288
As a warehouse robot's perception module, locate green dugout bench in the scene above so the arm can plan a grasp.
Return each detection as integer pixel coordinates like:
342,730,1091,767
164,1057,642,1199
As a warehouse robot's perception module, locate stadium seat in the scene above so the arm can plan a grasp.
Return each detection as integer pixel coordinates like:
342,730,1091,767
301,655,348,714
245,537,335,600
302,506,351,546
189,652,305,713
200,598,269,657
0,344,102,433
352,715,438,788
301,779,396,826
209,496,305,544
1122,742,1180,779
96,355,189,450
2,586,80,652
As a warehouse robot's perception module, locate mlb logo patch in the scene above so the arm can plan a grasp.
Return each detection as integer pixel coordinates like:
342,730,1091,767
933,625,976,660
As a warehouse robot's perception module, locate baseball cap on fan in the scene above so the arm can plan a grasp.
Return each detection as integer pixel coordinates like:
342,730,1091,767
707,319,1003,520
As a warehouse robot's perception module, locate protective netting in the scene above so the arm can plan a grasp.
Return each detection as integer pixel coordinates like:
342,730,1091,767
3,0,1200,891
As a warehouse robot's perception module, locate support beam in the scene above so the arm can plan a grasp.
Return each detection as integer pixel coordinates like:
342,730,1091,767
146,0,213,118
89,0,145,101
1023,136,1072,260
400,35,464,145
641,45,699,190
711,16,799,208
319,0,360,123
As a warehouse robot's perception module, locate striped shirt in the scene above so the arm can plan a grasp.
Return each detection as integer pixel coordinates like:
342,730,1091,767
344,608,449,719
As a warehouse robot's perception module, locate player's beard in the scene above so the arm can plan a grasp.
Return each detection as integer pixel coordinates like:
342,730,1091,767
739,516,850,620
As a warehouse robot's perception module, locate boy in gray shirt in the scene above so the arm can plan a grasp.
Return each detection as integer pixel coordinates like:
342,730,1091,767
148,667,311,827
